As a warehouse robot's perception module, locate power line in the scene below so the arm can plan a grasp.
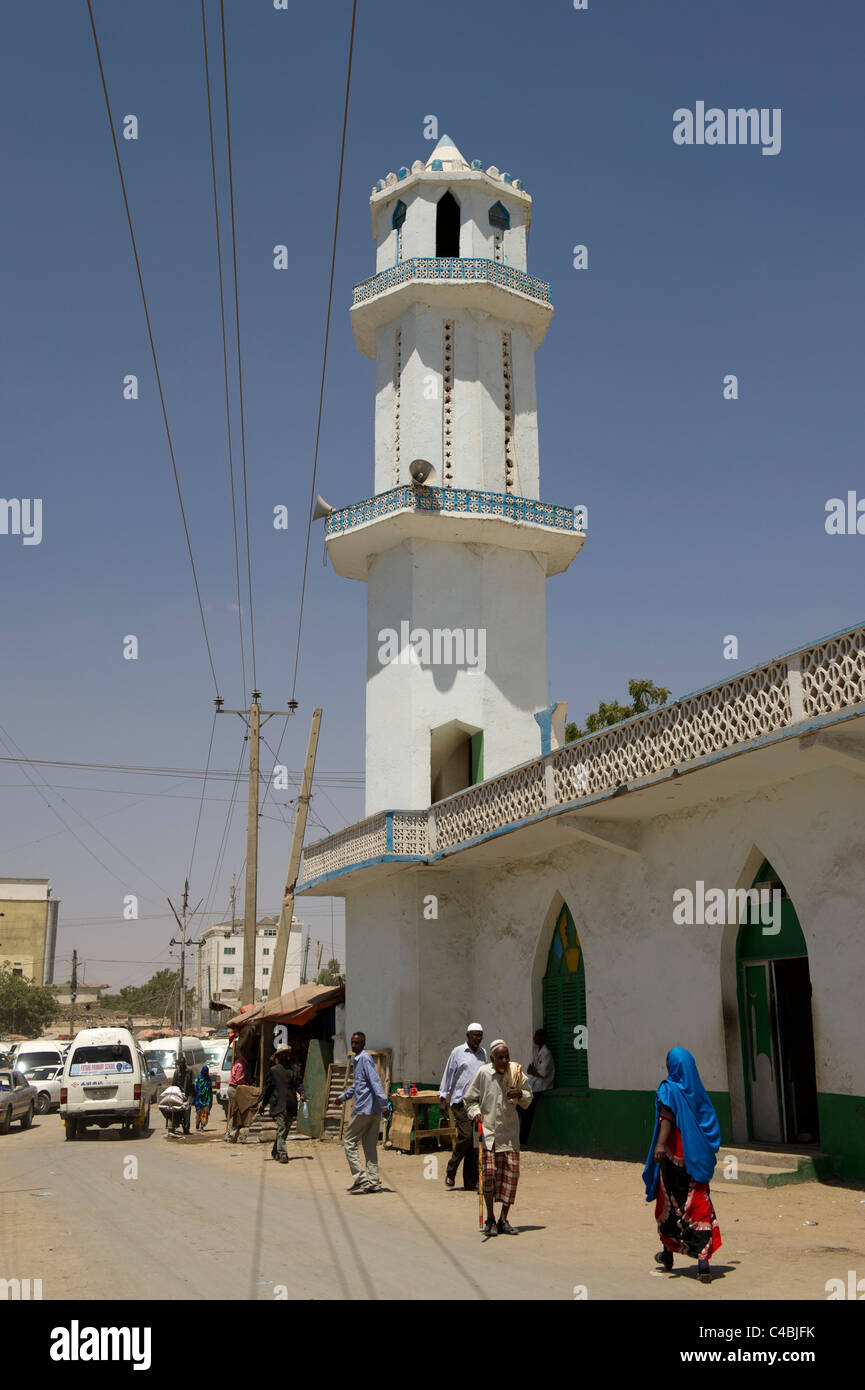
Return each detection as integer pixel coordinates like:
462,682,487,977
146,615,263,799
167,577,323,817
288,0,358,704
0,755,362,784
201,0,248,701
85,0,221,699
259,0,358,833
219,0,256,690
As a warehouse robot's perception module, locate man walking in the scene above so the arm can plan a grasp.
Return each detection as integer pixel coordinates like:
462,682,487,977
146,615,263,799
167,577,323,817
171,1056,196,1136
225,1048,249,1142
464,1039,533,1236
439,1024,487,1191
520,1028,555,1146
258,1046,305,1163
338,1032,389,1194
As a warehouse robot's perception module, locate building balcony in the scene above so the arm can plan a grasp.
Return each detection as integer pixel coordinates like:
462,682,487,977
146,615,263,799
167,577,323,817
350,257,553,355
325,485,586,580
297,622,865,893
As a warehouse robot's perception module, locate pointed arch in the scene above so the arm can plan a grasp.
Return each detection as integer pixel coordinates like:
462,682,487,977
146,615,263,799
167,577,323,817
533,894,588,1090
435,191,460,257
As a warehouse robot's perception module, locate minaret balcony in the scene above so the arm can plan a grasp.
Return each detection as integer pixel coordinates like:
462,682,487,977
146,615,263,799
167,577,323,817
324,484,585,581
350,257,553,356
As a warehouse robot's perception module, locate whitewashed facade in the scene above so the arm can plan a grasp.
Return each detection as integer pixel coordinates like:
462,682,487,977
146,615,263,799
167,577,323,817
298,138,865,1180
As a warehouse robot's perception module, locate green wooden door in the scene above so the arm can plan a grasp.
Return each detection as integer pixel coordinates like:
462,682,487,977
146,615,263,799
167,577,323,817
542,905,588,1090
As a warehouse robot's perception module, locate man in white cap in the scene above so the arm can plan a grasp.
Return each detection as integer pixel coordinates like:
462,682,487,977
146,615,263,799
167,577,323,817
464,1039,533,1235
439,1024,487,1191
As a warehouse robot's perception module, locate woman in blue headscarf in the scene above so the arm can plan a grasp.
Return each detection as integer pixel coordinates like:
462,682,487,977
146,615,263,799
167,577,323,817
194,1065,213,1130
642,1047,722,1283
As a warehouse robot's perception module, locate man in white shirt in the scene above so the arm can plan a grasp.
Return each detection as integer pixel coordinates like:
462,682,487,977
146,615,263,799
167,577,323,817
464,1039,533,1235
520,1028,555,1145
439,1024,487,1191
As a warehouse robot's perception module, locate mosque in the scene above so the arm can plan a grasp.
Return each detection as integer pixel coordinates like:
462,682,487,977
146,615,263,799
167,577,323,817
297,136,865,1181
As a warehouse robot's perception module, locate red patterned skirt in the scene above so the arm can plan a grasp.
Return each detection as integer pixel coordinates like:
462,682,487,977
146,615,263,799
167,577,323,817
482,1145,519,1205
654,1108,721,1261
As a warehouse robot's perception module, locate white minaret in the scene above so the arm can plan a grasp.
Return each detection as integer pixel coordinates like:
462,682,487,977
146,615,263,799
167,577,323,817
327,136,584,814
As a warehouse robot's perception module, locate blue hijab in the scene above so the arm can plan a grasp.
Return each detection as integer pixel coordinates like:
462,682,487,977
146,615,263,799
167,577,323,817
642,1047,720,1199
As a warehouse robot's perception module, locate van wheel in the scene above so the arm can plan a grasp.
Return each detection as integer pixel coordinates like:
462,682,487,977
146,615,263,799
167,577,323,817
64,1118,78,1141
20,1104,34,1130
36,1092,51,1115
0,1107,12,1135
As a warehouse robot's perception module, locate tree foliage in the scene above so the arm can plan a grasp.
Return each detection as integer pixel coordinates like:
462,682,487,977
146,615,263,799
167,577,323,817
100,968,193,1021
0,963,60,1036
565,678,671,743
315,958,344,986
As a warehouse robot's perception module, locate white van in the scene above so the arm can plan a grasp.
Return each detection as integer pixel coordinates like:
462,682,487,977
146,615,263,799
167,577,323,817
202,1039,232,1112
61,1028,155,1140
11,1041,66,1078
140,1035,206,1084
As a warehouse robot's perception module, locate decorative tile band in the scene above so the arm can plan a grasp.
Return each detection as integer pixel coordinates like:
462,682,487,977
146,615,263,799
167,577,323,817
324,485,582,537
352,257,552,307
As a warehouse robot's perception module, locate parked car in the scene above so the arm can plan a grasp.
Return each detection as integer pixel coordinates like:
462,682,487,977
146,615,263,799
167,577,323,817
29,1064,63,1114
10,1041,66,1078
0,1069,36,1133
202,1039,232,1111
61,1028,159,1140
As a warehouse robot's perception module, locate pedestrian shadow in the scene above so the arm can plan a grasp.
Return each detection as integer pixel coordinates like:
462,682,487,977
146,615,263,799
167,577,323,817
666,1262,735,1282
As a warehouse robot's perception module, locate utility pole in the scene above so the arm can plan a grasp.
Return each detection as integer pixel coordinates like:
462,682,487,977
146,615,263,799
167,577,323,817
195,938,203,1034
69,949,78,1039
269,709,322,998
168,881,201,1050
216,692,298,1006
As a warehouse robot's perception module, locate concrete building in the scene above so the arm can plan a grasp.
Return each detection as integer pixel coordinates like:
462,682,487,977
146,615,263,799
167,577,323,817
297,137,865,1181
199,914,308,1010
0,878,59,984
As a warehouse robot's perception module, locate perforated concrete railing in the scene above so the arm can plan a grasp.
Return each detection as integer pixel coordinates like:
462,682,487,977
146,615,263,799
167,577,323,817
299,812,388,883
352,257,552,306
299,626,865,880
324,485,581,538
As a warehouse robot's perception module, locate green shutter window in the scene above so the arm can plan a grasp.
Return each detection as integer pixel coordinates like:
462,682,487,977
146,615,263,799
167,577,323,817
541,905,588,1090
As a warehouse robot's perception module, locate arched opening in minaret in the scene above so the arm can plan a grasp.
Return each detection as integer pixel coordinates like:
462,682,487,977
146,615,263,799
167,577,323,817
435,192,460,258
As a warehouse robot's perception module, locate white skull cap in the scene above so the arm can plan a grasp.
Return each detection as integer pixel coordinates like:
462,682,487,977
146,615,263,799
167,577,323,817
467,1023,483,1033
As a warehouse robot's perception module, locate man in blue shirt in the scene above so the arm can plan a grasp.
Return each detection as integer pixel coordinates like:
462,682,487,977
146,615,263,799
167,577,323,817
338,1031,389,1194
439,1023,487,1191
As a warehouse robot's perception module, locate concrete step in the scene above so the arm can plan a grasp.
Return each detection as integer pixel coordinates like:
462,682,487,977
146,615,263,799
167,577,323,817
721,1146,832,1187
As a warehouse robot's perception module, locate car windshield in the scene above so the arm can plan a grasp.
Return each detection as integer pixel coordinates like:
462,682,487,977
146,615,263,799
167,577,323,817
30,1066,60,1080
204,1044,228,1069
16,1052,62,1073
144,1049,177,1072
69,1044,134,1076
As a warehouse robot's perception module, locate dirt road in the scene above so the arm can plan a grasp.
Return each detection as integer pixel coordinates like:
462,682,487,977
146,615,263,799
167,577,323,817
2,1111,864,1300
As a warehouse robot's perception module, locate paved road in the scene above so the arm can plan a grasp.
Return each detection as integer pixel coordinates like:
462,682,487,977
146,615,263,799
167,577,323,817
2,1111,860,1301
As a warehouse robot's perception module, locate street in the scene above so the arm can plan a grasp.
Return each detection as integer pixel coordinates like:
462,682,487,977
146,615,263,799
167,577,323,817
2,1111,864,1301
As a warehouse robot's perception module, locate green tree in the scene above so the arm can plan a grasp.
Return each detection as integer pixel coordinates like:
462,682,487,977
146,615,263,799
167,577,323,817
0,964,59,1036
315,958,344,986
100,968,192,1022
565,678,671,743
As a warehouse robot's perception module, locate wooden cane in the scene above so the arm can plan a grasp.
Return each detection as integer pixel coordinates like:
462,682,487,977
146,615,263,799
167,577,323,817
477,1117,484,1228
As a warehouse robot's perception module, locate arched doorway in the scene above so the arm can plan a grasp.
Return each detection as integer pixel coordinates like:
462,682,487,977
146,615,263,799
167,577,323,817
541,903,588,1089
737,860,819,1144
435,192,460,257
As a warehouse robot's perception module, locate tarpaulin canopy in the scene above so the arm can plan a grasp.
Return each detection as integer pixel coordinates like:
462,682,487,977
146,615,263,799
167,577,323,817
226,983,343,1036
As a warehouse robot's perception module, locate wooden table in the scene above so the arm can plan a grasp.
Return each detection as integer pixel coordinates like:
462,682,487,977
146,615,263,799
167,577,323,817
387,1090,456,1154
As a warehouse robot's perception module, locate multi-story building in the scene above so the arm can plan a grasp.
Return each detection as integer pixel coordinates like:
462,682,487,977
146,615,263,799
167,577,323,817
198,914,307,1010
0,878,59,983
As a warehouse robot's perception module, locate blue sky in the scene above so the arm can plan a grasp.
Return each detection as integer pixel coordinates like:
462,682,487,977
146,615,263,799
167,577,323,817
1,0,862,989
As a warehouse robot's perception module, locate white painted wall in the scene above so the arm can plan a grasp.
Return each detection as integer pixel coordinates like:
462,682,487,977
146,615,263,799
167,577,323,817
346,765,865,1122
365,538,549,813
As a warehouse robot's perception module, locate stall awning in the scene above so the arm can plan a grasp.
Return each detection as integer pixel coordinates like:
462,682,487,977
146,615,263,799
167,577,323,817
226,983,344,1034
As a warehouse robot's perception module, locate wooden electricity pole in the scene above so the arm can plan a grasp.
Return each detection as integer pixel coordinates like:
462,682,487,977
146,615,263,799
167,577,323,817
217,692,298,1006
69,949,78,1039
269,708,322,999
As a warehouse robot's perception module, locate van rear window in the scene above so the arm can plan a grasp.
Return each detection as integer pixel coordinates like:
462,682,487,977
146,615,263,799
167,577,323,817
69,1045,133,1075
16,1052,62,1073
